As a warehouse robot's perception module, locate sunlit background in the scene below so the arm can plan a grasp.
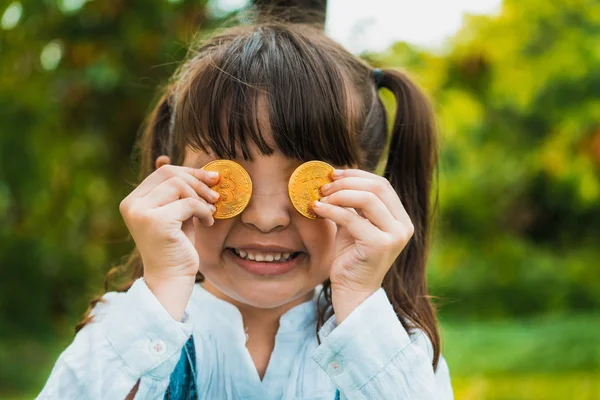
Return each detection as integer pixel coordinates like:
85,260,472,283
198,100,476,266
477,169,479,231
1,0,599,399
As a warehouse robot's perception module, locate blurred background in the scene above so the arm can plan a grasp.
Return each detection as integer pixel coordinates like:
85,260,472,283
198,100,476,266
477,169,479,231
1,0,599,398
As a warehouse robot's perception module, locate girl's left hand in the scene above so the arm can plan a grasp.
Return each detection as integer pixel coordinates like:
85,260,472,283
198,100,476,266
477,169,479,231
312,168,414,323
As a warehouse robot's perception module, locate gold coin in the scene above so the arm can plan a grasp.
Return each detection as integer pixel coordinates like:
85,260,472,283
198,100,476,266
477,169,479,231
202,160,252,219
288,160,334,219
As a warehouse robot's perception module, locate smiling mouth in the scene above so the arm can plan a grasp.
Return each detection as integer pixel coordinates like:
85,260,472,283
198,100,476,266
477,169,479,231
229,248,302,263
226,248,304,276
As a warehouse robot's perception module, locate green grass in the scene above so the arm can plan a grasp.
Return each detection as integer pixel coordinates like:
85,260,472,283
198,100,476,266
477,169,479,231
440,313,600,399
453,373,600,400
440,313,600,375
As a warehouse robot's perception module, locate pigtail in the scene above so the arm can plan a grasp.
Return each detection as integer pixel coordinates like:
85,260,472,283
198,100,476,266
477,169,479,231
75,86,175,334
378,68,441,369
137,86,174,177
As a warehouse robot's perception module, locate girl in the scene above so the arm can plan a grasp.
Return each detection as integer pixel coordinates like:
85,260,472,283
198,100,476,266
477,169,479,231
38,20,453,400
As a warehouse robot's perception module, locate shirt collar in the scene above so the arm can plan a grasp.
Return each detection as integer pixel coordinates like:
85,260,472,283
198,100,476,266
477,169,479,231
187,282,323,337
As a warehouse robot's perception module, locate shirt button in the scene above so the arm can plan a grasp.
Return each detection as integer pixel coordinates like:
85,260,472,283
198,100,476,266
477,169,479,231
149,339,167,356
328,360,344,375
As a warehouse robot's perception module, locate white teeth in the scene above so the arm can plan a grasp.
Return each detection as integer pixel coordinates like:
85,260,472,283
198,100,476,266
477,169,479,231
233,249,296,262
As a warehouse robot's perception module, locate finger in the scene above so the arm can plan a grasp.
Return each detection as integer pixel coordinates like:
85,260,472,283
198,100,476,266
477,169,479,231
321,176,406,221
140,176,200,208
137,169,220,207
327,170,408,222
156,197,216,227
312,200,381,241
320,190,398,233
130,165,220,199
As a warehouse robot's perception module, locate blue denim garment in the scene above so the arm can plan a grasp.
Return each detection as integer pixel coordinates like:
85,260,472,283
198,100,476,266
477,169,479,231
165,335,198,400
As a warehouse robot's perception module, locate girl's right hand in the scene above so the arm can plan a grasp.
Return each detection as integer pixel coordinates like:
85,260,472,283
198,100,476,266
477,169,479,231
119,164,220,286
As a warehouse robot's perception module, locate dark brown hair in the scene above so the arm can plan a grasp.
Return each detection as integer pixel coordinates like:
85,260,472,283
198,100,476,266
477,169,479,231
76,21,441,369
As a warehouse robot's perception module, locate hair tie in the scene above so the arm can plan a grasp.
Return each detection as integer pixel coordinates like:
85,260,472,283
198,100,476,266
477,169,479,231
374,68,384,89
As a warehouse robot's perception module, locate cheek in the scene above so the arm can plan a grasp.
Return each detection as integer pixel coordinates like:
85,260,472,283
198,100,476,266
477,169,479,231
192,217,231,262
301,218,337,273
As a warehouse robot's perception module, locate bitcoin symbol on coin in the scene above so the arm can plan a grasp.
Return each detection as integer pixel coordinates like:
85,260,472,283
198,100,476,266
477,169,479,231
288,161,334,219
217,168,235,203
299,175,327,203
202,160,252,219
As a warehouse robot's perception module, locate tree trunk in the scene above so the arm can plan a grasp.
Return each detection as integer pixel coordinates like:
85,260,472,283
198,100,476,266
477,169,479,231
251,0,328,27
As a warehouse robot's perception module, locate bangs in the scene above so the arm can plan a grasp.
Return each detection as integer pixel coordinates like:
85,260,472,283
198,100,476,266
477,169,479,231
172,25,362,167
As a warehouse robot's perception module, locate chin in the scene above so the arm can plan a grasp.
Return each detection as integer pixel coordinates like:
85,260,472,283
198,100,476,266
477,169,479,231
233,280,311,308
203,274,314,309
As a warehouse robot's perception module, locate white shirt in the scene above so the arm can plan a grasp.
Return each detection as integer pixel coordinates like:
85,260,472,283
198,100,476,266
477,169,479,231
37,277,453,399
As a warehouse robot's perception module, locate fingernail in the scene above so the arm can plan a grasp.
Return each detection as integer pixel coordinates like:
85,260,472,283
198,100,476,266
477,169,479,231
321,183,332,194
319,196,328,203
209,190,220,201
208,204,217,212
332,169,343,177
312,200,322,208
206,171,219,179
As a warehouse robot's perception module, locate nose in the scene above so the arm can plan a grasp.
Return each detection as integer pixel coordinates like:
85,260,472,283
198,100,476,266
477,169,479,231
240,190,292,233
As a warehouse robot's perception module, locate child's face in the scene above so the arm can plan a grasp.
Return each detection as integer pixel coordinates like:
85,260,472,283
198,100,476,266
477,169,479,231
181,143,337,310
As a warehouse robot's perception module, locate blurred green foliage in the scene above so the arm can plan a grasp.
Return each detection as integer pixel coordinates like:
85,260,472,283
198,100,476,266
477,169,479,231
1,0,599,398
1,0,217,337
371,0,600,319
0,0,220,394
